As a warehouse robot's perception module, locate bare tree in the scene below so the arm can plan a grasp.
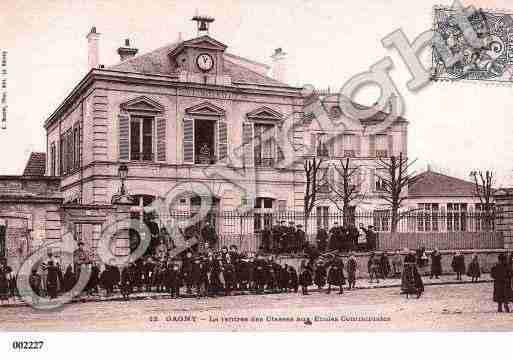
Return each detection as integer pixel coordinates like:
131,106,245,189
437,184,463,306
375,152,418,232
304,156,327,232
328,158,365,218
470,170,495,230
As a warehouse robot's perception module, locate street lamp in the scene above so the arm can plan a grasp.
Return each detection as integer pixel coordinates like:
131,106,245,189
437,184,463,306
118,164,128,195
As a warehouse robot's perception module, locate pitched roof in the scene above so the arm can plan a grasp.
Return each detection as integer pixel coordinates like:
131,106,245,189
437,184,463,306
23,152,46,176
108,36,286,87
408,170,477,198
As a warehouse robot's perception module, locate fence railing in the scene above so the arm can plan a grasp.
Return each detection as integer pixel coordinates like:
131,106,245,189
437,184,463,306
152,210,501,252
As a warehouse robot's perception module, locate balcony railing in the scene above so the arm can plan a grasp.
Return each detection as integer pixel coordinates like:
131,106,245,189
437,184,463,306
375,150,388,158
130,152,154,161
195,154,217,165
255,157,275,167
343,150,356,157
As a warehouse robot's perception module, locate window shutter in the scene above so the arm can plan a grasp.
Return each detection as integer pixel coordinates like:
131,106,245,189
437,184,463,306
310,133,317,155
369,135,376,157
218,119,228,162
156,116,166,162
118,114,130,161
355,135,361,157
329,166,335,185
388,134,394,157
276,125,285,164
242,122,254,168
370,168,376,191
329,137,334,157
183,117,194,164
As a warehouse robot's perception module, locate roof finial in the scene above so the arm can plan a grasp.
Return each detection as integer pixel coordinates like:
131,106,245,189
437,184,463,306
427,163,432,172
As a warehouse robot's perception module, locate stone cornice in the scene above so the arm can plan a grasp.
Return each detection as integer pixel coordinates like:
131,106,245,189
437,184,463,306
44,69,304,130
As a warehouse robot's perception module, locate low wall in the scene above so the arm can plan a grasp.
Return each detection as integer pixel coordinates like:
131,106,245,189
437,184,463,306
377,232,504,250
277,249,509,279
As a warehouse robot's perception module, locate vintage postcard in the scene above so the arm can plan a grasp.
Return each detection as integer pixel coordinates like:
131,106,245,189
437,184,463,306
0,0,513,355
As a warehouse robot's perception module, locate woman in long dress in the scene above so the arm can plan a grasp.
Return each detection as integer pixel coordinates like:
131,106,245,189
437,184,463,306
401,250,424,299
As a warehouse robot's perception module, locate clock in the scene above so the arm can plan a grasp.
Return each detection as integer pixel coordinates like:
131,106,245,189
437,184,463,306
196,53,214,72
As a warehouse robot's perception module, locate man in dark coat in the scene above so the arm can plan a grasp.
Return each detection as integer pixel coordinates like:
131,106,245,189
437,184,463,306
314,261,327,291
165,261,182,298
365,226,377,251
451,252,466,280
430,249,442,279
46,258,61,299
287,265,299,293
201,222,218,249
328,223,340,251
316,227,328,253
295,224,306,254
278,264,290,293
380,252,391,279
285,222,297,254
261,224,272,253
491,253,512,312
181,251,194,295
271,221,284,254
347,224,359,252
253,255,267,294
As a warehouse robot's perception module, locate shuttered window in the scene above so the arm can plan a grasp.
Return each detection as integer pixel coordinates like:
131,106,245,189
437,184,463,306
156,117,166,162
218,120,228,161
118,114,130,161
183,117,194,164
242,122,254,168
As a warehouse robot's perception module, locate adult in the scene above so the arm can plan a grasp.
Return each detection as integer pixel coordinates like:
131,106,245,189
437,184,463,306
365,225,377,251
491,253,512,313
316,227,328,253
0,257,11,302
467,253,481,282
451,251,466,281
430,248,442,279
327,258,345,294
201,222,218,250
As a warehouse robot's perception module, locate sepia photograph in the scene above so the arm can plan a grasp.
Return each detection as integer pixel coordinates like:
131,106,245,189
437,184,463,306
0,0,513,355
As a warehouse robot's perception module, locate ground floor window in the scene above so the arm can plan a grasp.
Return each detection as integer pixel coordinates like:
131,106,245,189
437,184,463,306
417,203,439,232
447,203,467,231
254,197,274,232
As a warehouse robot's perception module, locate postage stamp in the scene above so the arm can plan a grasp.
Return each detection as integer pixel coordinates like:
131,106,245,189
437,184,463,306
432,5,513,82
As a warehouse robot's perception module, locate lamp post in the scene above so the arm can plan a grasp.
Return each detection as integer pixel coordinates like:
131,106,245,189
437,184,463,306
118,164,128,195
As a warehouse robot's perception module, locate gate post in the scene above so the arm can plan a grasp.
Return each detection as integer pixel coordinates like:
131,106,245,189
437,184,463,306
494,189,513,249
110,196,135,261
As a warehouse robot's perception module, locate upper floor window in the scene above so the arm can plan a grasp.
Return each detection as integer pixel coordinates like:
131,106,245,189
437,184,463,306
50,142,56,176
130,116,154,161
254,123,275,167
342,134,357,157
375,134,388,158
119,96,166,163
374,170,387,192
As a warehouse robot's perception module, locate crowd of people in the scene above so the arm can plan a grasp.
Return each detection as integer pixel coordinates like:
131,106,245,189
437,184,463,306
260,220,378,255
0,223,512,312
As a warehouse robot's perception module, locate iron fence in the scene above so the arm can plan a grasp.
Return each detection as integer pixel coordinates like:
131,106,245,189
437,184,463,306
154,210,501,253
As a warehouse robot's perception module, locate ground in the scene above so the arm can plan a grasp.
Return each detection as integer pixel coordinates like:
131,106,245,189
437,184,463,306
1,282,512,331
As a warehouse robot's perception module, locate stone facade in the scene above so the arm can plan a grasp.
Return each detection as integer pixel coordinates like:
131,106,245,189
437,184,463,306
43,32,408,219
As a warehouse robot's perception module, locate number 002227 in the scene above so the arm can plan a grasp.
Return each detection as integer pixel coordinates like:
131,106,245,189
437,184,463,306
11,341,44,350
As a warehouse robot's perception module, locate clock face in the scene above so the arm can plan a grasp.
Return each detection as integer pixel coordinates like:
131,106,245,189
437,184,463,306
197,53,214,72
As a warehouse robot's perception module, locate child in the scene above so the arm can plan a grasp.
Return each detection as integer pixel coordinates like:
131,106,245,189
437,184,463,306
327,258,345,294
368,252,381,284
29,269,42,297
314,261,327,291
298,260,313,295
391,250,403,278
346,252,358,290
467,253,481,282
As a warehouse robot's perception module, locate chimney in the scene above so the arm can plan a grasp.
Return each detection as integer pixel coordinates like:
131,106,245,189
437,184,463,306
117,38,139,61
86,26,100,69
271,48,287,84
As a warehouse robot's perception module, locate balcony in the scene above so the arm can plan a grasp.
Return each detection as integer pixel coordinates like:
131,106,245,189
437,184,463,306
316,148,330,157
375,150,388,158
130,152,154,162
343,150,356,157
195,154,217,165
255,156,275,168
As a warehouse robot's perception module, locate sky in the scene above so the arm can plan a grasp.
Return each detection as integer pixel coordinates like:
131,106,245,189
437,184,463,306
1,0,513,186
